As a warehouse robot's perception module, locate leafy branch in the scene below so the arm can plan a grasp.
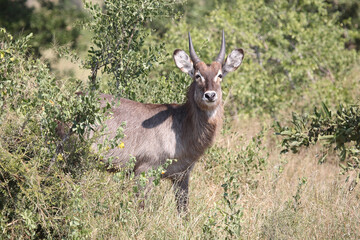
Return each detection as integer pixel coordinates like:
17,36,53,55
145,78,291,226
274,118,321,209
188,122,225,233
276,103,360,174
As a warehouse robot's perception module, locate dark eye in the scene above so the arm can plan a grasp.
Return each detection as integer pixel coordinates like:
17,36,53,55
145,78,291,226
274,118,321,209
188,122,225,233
218,74,223,79
195,74,201,79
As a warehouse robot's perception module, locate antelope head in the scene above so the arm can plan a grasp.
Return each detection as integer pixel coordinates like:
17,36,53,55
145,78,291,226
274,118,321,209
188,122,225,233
173,30,244,111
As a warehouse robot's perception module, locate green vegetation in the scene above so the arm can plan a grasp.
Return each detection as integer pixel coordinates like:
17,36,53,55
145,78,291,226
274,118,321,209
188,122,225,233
0,0,84,56
0,28,105,237
83,0,184,102
276,102,360,185
1,0,360,238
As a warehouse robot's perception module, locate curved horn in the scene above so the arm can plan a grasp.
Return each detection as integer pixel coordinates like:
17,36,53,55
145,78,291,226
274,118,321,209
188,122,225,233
215,30,226,63
188,32,201,65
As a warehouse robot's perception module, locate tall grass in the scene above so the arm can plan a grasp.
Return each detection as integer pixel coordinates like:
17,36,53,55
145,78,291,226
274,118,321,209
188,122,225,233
47,117,359,239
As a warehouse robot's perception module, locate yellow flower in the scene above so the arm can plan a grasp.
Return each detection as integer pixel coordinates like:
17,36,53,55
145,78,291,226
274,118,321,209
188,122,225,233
118,142,125,149
49,100,55,105
0,52,4,59
57,154,63,161
161,170,166,175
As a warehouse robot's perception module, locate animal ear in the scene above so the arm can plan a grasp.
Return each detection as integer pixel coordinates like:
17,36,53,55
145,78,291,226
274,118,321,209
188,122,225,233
222,49,244,77
173,49,194,77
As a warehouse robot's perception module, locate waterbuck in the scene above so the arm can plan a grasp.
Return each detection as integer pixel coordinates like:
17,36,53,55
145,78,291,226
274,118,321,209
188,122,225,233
100,31,244,213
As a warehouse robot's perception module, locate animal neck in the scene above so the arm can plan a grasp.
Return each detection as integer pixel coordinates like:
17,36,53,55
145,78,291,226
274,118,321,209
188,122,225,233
184,95,223,128
180,83,223,157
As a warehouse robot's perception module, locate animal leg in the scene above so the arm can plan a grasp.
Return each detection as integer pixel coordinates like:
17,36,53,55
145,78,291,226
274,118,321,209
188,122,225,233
172,171,190,214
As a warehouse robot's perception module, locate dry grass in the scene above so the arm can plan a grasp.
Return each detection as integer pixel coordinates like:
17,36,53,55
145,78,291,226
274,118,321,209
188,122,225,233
72,116,360,239
227,119,360,239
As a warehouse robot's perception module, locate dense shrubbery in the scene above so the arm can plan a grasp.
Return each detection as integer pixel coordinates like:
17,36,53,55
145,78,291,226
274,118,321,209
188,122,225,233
0,28,106,237
83,0,187,103
0,0,186,237
0,0,84,56
151,0,357,116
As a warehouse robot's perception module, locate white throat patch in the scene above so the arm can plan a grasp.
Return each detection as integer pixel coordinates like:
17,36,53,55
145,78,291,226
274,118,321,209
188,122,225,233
206,107,218,118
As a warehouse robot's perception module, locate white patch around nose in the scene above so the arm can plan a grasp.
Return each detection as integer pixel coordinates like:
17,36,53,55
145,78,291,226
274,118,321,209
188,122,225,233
213,69,222,82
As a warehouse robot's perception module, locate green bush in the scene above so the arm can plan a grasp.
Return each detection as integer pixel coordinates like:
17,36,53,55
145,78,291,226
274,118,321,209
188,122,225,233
151,0,357,115
83,0,185,103
0,0,84,56
0,0,185,237
0,28,104,238
276,103,360,174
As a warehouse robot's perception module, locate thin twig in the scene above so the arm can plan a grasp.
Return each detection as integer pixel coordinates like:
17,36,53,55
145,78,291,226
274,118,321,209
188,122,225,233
126,26,137,51
118,26,137,90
